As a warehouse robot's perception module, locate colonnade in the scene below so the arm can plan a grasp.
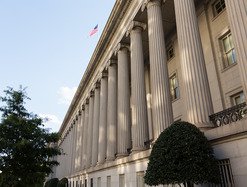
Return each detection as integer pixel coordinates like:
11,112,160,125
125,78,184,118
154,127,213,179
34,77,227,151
55,0,247,179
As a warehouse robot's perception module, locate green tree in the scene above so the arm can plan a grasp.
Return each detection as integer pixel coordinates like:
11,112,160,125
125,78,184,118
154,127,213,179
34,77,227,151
144,121,221,186
0,87,61,187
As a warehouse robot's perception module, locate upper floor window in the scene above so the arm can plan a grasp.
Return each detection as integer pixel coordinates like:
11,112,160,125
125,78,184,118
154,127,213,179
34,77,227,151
221,33,236,69
213,0,226,16
231,91,245,106
167,44,175,61
170,73,180,101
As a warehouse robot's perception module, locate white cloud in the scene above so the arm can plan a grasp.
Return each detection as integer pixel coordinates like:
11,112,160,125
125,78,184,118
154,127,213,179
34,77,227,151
57,86,77,105
39,113,62,132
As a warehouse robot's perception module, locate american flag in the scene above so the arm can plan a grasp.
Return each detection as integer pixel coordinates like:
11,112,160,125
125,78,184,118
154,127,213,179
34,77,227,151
89,24,98,36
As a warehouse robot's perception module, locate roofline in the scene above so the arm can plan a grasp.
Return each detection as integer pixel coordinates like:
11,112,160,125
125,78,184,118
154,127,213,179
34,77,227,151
58,0,132,134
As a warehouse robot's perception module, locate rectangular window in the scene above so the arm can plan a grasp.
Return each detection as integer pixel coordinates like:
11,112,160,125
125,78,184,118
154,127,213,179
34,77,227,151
167,45,175,61
221,33,236,69
213,0,226,16
119,174,125,187
170,73,180,101
90,178,93,187
85,179,87,187
231,91,245,106
97,177,101,187
107,176,111,187
136,171,145,187
208,159,234,187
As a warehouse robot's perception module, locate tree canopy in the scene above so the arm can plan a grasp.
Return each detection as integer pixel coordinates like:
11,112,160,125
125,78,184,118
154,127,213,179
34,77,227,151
144,121,221,186
0,86,61,187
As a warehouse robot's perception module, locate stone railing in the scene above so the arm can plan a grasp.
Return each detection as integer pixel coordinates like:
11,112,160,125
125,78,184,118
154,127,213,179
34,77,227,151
209,102,247,127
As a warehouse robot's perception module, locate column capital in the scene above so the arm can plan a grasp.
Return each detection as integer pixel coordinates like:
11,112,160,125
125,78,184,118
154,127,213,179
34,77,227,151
141,0,162,11
78,109,82,115
114,43,130,55
106,59,117,68
94,81,101,89
81,104,85,110
100,71,108,79
126,21,146,36
90,90,94,97
85,98,89,104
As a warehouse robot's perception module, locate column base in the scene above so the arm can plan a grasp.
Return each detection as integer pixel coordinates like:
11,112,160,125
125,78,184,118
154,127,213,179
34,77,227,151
131,146,148,153
97,160,105,166
116,153,129,158
106,156,115,162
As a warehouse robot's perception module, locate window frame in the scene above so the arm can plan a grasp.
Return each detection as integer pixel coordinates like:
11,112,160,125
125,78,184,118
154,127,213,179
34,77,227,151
166,44,175,61
212,0,226,17
220,32,237,70
231,91,245,106
169,72,180,101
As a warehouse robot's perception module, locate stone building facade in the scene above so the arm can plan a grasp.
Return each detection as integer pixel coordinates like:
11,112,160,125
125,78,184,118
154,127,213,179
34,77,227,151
52,0,247,186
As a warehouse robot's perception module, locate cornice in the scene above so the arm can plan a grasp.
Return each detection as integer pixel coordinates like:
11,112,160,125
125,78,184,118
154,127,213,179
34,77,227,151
58,0,133,134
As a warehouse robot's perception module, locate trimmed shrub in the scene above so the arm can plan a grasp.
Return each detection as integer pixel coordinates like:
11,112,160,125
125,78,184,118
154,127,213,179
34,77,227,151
57,178,68,187
44,178,59,187
144,121,220,186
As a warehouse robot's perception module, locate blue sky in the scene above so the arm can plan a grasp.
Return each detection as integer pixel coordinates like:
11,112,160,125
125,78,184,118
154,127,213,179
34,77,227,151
0,0,115,132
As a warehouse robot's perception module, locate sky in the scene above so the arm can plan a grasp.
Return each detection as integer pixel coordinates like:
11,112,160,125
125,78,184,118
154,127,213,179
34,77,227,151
0,0,116,132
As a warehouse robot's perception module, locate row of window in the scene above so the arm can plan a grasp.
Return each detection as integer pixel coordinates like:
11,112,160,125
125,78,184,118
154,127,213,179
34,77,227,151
167,33,236,70
169,72,245,106
70,159,234,187
70,172,145,187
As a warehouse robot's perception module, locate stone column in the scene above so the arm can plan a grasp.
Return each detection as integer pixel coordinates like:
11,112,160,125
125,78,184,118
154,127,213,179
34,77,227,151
79,106,85,171
82,101,89,169
72,120,77,174
127,21,149,151
86,93,94,168
142,0,173,140
69,126,73,175
74,116,79,172
106,60,117,161
174,0,213,128
92,83,100,166
116,43,131,157
225,0,247,99
98,72,108,164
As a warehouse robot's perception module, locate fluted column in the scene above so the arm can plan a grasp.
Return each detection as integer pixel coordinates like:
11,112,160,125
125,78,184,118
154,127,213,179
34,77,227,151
75,113,80,172
81,100,89,169
82,101,89,169
92,83,100,166
72,120,77,174
69,126,73,175
74,115,80,172
98,72,108,164
106,60,117,161
142,0,173,140
86,93,94,168
225,0,247,99
174,0,213,128
79,106,85,171
116,43,131,157
127,21,149,151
